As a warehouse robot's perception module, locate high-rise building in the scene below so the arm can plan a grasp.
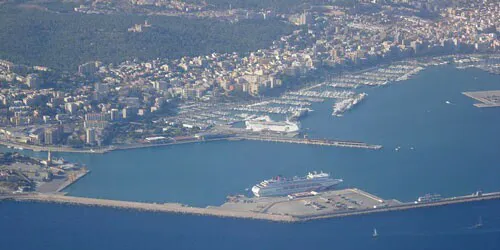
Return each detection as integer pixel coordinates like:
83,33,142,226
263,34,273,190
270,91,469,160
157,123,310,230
78,61,101,75
85,113,109,121
26,74,42,89
44,126,62,145
110,109,119,121
94,82,109,100
65,103,78,114
122,107,136,119
86,128,96,145
299,12,312,25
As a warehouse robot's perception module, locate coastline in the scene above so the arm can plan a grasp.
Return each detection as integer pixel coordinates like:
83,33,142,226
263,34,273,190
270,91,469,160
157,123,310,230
0,137,230,154
1,54,497,156
0,135,382,154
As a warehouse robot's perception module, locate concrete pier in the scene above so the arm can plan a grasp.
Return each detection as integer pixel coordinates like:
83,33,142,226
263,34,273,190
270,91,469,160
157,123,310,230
3,189,499,222
0,134,382,154
239,136,382,150
463,90,500,108
4,194,297,222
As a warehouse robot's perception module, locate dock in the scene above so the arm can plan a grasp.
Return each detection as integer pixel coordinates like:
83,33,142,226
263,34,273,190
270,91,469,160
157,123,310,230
238,136,382,150
3,188,499,222
34,168,91,194
462,90,500,108
2,193,296,222
0,134,382,154
56,169,90,192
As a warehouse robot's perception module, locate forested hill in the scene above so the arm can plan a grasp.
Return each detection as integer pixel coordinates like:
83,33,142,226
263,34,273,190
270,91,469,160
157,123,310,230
0,4,294,72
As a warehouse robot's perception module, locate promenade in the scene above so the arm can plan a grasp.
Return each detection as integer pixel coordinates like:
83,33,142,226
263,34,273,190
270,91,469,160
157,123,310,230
0,134,382,154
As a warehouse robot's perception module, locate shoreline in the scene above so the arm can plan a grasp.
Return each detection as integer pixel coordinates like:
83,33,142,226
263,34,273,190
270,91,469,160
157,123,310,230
0,138,230,154
1,54,497,156
0,135,382,154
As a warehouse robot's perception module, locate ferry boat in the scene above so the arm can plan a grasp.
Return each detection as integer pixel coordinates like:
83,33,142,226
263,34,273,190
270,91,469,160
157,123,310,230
251,172,343,197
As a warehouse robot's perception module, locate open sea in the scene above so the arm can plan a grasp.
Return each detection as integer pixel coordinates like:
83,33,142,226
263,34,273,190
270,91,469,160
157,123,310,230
1,65,500,249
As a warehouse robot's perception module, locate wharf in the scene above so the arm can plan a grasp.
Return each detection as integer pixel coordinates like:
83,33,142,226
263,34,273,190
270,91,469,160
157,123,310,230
35,169,90,194
462,90,500,108
2,193,296,222
0,139,112,154
239,135,382,150
56,169,90,192
0,134,382,154
2,188,499,222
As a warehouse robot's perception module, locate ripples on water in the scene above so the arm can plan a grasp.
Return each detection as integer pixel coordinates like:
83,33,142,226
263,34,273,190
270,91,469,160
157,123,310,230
1,65,500,249
56,66,500,206
1,199,500,250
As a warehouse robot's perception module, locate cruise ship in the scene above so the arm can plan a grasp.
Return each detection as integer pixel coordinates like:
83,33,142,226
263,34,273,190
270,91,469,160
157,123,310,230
245,116,300,133
251,172,343,197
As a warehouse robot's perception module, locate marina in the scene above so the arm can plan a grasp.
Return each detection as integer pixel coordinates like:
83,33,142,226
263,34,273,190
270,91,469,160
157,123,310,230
160,59,433,129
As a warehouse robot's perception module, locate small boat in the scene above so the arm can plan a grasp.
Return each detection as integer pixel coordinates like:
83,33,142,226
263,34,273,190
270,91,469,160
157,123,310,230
445,101,451,104
473,216,483,229
372,228,378,238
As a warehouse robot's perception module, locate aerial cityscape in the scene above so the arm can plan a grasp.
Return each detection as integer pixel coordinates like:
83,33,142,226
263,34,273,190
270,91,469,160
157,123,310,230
1,0,500,249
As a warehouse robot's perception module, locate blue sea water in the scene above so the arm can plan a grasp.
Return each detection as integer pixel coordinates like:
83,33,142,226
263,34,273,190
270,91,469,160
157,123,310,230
1,199,500,250
2,65,500,249
52,65,500,206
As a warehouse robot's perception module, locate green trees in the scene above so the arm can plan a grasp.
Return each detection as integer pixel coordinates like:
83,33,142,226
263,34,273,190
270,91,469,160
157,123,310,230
0,5,293,72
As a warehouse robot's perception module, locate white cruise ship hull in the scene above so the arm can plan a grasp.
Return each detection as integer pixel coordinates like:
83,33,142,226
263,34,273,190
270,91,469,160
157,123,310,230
251,178,342,197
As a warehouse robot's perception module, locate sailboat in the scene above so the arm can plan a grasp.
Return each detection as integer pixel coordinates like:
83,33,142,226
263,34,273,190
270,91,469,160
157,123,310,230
372,228,378,238
473,216,483,229
468,216,483,229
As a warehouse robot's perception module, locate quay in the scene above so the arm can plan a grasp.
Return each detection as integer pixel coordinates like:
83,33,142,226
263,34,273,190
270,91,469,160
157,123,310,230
462,90,500,108
2,188,499,222
0,134,382,154
2,193,297,222
238,135,382,150
0,139,112,154
35,169,91,194
56,169,91,192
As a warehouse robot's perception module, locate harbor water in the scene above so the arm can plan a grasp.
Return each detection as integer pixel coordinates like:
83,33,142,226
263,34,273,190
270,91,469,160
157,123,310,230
1,65,500,249
1,199,500,250
54,65,500,206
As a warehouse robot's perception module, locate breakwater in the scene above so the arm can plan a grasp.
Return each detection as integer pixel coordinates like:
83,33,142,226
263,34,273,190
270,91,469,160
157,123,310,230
238,136,383,149
3,189,499,223
297,192,500,221
3,194,297,222
0,134,382,154
462,90,500,108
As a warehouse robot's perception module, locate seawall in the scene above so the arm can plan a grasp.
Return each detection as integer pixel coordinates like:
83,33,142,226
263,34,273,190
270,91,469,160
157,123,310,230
2,191,500,223
2,194,297,222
